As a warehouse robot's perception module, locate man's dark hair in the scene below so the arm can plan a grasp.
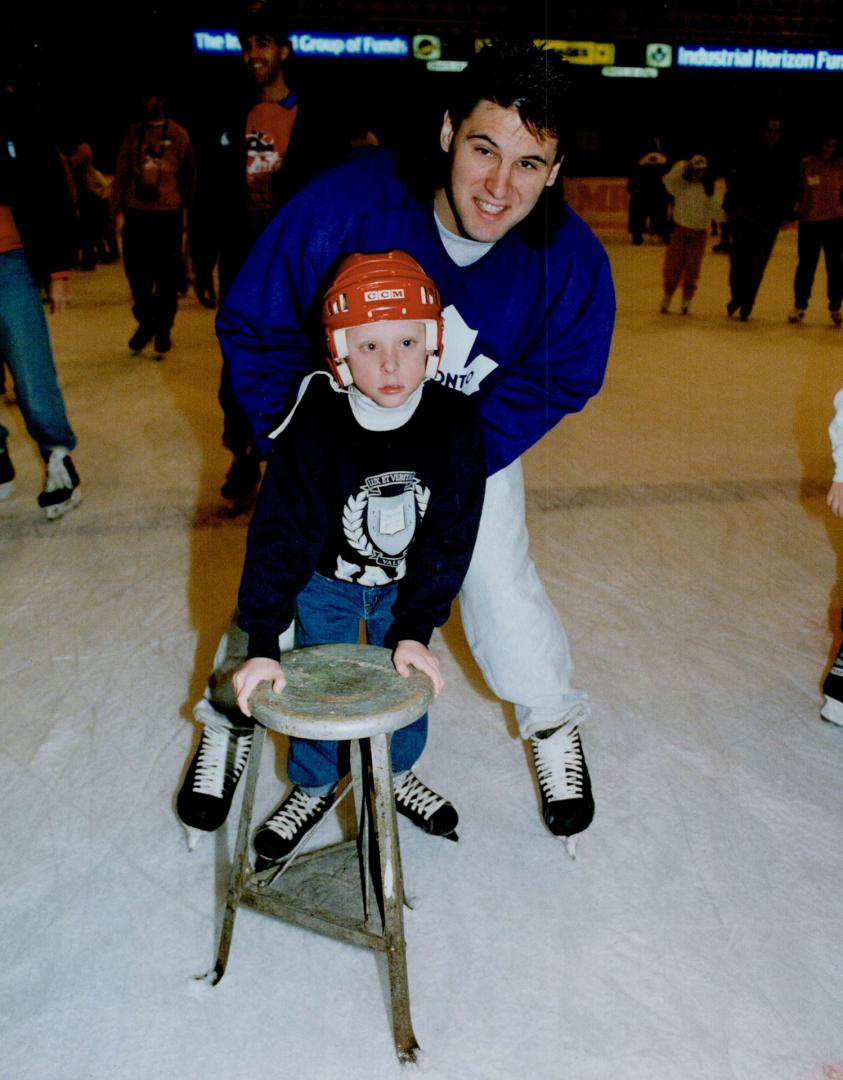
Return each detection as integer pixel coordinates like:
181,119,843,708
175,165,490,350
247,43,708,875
446,39,572,161
235,0,290,47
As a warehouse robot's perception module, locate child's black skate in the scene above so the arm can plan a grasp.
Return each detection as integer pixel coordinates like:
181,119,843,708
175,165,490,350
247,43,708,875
393,771,458,840
252,785,337,871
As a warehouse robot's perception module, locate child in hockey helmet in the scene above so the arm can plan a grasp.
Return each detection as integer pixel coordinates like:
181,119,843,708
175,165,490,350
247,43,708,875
321,250,444,402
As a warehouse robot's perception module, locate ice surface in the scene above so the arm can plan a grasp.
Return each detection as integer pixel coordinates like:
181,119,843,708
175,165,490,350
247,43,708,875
2,231,842,1080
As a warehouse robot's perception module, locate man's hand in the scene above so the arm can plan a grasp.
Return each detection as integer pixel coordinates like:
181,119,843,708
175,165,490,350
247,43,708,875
828,481,843,517
392,640,443,696
233,657,286,717
48,278,70,314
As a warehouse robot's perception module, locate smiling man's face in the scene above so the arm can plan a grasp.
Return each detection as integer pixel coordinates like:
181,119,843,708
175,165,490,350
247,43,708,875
434,100,561,243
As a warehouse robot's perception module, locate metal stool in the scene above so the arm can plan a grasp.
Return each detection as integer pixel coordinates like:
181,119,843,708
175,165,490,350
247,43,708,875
209,643,433,1064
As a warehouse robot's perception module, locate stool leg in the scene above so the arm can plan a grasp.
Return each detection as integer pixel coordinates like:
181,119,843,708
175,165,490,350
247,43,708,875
368,733,419,1064
350,740,374,927
211,721,266,983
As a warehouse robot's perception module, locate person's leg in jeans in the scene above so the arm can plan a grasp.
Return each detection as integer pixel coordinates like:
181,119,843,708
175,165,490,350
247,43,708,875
289,572,427,788
0,250,79,516
288,572,373,791
0,250,77,456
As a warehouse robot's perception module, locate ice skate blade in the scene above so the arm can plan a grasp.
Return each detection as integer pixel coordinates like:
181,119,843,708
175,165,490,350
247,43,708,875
44,488,81,520
183,824,207,851
563,835,577,859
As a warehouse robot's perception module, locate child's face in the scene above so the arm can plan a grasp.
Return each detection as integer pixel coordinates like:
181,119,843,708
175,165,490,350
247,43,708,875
344,319,428,408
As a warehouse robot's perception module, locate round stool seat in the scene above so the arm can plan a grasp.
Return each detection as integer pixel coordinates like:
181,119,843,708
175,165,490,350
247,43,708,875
249,643,433,741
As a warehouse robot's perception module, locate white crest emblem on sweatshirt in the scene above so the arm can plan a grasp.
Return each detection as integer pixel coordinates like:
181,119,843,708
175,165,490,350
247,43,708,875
340,472,431,579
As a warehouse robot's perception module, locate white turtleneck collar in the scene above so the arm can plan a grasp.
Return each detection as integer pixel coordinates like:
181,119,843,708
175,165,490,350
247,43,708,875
268,370,425,441
348,382,425,430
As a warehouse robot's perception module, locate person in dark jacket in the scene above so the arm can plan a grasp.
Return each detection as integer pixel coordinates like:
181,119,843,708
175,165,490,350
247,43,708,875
188,0,345,500
724,117,800,321
0,80,81,518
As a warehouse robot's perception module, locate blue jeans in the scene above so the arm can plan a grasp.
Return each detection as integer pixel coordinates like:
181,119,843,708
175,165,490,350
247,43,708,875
0,249,76,457
287,572,428,791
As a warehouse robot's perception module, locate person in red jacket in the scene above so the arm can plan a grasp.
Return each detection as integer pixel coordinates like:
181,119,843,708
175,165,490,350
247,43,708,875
111,85,195,356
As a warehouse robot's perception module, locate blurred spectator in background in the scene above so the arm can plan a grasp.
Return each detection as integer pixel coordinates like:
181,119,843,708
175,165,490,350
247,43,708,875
660,153,722,315
65,138,118,269
628,149,670,246
723,117,799,321
788,131,843,326
112,85,194,357
188,0,345,502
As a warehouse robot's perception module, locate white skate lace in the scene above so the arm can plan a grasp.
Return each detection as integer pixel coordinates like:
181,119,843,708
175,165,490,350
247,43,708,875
44,450,72,493
191,729,252,797
263,788,330,840
530,727,584,801
393,772,445,820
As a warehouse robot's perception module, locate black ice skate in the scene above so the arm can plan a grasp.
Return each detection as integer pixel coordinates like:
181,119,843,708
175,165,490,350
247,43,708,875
38,449,80,520
252,785,337,871
177,726,253,849
821,642,843,727
0,443,15,501
393,771,459,840
529,725,594,858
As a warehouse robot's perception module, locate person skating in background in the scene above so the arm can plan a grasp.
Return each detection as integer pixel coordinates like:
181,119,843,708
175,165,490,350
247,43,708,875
0,76,81,518
659,154,722,315
821,384,843,727
223,250,485,868
788,132,843,326
724,117,799,321
111,85,194,357
188,0,345,502
64,138,119,269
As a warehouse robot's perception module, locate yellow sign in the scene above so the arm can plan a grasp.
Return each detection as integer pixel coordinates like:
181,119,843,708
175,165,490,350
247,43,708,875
475,38,615,65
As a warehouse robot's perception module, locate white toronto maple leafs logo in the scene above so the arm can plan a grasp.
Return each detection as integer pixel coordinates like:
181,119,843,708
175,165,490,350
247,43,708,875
337,472,430,586
434,305,499,395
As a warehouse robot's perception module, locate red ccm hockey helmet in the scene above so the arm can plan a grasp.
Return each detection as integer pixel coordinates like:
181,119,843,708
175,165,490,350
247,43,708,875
322,250,444,387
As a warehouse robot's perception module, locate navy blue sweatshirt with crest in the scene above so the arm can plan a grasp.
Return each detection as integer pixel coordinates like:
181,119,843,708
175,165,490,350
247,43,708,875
238,377,485,660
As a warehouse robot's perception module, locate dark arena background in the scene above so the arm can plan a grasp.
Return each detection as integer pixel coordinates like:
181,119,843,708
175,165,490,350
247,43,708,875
9,0,843,177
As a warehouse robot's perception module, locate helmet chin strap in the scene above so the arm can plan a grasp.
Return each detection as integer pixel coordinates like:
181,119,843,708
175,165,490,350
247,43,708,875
267,370,347,440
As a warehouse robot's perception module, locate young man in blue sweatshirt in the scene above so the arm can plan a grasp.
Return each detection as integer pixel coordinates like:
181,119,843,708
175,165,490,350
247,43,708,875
177,39,615,857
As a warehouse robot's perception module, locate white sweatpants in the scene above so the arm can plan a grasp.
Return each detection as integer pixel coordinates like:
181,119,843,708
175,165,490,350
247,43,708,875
194,458,589,741
459,458,589,739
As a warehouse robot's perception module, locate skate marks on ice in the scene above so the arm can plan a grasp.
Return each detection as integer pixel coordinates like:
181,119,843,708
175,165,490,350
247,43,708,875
527,476,829,512
0,498,255,541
